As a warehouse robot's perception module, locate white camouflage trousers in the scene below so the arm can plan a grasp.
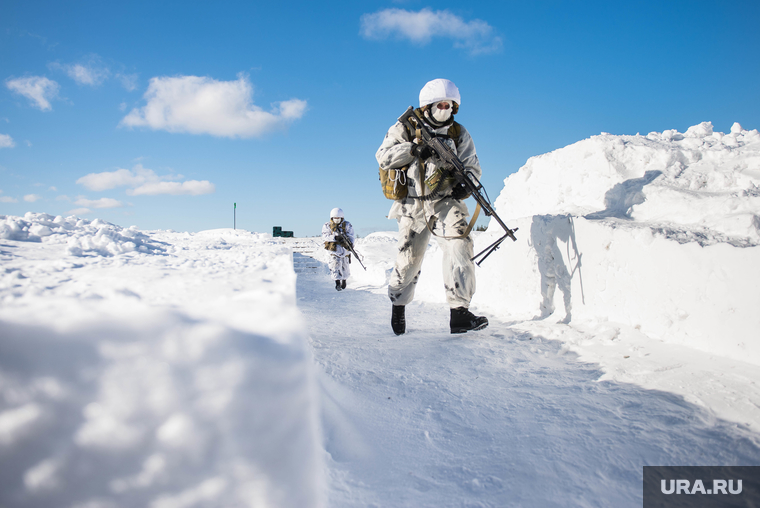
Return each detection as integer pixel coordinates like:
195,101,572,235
388,198,476,308
328,254,350,281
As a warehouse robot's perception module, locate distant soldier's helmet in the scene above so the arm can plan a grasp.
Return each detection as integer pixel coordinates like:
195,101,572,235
330,208,344,219
419,79,461,113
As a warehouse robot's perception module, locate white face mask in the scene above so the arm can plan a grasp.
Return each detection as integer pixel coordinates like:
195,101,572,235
432,101,452,123
332,217,342,224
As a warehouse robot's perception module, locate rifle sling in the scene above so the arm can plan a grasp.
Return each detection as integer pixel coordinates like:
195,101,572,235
417,157,481,239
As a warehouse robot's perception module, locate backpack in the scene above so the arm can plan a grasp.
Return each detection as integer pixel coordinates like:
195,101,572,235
379,111,461,200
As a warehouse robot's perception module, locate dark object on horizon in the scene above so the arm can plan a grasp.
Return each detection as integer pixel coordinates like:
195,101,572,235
273,226,294,238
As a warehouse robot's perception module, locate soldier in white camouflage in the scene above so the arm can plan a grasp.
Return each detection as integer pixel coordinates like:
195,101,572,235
376,79,488,335
321,207,356,291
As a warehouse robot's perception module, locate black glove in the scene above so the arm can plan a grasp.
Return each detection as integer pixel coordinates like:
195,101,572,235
451,183,471,200
337,235,351,248
410,143,433,160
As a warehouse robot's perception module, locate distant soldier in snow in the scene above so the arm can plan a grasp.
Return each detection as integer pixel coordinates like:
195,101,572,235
376,78,488,335
322,207,356,291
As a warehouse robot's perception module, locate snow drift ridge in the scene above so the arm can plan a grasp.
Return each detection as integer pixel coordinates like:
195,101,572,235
496,121,760,244
451,121,760,365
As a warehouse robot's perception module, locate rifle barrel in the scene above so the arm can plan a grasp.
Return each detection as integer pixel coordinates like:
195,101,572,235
337,234,366,270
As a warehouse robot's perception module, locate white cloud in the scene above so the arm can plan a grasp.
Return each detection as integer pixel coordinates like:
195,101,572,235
76,164,215,196
74,197,124,209
47,55,138,91
128,180,215,196
66,64,109,86
49,56,110,87
120,74,307,138
24,194,42,202
0,134,15,148
76,166,151,191
360,8,502,55
67,207,92,215
0,196,18,203
116,73,139,92
5,76,60,111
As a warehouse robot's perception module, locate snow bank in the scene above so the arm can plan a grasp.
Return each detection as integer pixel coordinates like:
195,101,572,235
468,215,760,363
0,212,162,256
409,122,760,365
498,122,760,243
451,122,760,365
350,232,399,288
0,314,320,508
0,222,323,507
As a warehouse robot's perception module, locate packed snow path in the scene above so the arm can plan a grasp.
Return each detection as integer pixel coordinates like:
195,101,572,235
298,270,760,507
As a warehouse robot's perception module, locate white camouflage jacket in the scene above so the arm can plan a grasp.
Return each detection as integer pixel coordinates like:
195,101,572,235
375,113,482,232
321,220,355,257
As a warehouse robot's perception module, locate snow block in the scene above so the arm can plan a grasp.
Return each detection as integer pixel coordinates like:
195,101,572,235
0,222,323,508
0,213,162,255
496,123,760,243
471,215,760,366
0,312,323,508
452,121,760,365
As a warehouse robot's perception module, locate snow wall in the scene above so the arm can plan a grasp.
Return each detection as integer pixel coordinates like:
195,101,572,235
0,219,323,508
412,122,760,365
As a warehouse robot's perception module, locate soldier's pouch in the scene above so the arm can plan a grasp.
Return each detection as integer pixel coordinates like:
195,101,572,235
325,241,337,251
379,165,409,200
425,167,455,192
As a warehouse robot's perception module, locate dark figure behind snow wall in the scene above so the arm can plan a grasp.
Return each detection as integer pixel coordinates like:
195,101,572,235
375,78,489,335
321,207,355,291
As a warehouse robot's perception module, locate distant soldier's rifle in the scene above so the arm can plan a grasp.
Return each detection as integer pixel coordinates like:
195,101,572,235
398,106,518,266
336,234,366,271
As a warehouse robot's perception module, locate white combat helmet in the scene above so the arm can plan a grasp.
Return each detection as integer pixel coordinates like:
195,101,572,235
419,79,461,108
330,207,344,219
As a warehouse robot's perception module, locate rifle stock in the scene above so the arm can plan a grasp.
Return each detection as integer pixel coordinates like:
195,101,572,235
397,106,518,266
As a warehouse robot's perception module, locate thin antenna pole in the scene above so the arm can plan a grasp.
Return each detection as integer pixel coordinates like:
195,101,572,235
234,202,236,230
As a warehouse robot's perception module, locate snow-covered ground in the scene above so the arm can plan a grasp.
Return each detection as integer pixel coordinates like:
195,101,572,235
0,222,322,508
1,121,759,507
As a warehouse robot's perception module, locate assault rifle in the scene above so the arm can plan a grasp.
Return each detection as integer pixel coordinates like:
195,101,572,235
398,106,518,266
336,234,366,271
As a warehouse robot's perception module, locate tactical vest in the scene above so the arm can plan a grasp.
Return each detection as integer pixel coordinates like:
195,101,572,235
379,110,461,201
324,221,347,251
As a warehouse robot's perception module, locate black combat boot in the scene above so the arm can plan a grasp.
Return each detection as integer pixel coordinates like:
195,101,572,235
335,280,342,291
341,280,347,289
450,307,488,334
391,305,406,335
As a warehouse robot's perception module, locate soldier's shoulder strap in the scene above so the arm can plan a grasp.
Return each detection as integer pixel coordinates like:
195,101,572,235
404,110,462,149
448,121,461,148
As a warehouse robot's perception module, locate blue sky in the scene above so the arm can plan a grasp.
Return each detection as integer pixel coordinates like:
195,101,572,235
1,0,758,237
